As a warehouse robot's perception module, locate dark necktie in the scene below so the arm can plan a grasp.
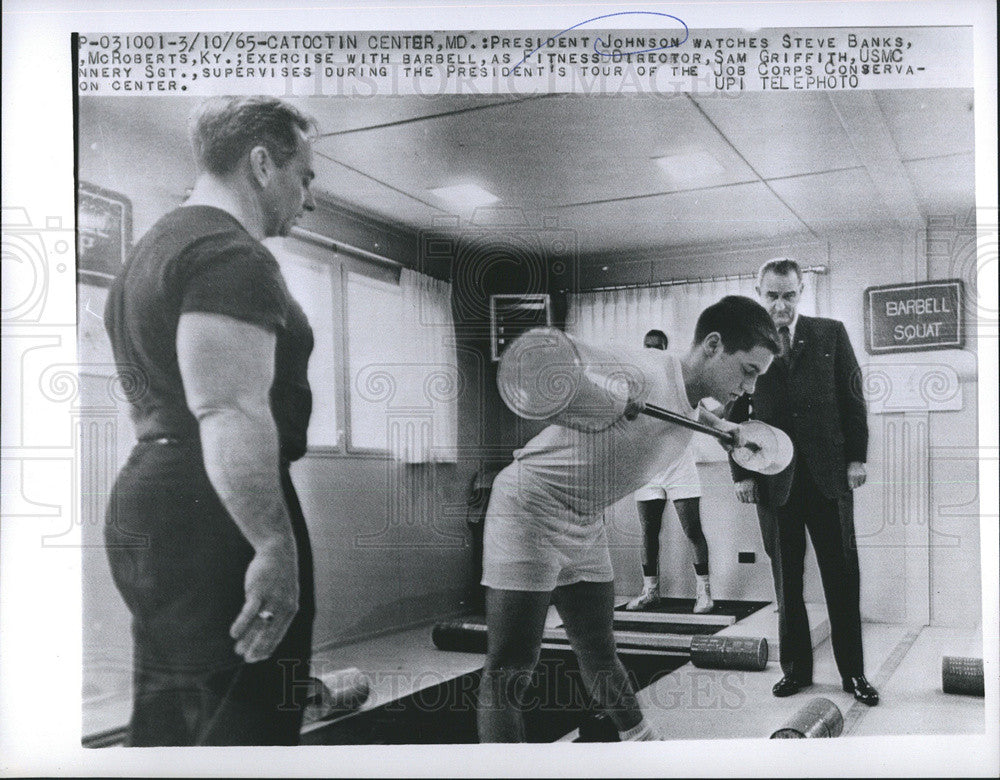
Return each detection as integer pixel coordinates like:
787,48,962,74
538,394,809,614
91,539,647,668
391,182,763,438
779,326,791,366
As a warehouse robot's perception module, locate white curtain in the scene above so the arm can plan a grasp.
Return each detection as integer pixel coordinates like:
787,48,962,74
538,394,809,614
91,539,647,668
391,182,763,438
390,268,459,463
567,273,819,460
568,274,818,351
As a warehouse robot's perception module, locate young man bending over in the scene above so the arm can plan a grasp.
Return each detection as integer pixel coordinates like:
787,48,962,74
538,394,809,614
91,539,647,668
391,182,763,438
477,297,779,742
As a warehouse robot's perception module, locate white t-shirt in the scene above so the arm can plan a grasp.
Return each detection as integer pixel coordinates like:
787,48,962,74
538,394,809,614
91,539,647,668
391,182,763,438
510,351,698,517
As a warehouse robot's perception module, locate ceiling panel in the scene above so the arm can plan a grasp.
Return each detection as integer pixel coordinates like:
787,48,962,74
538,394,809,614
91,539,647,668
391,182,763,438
80,95,198,140
82,95,518,140
904,153,976,218
693,92,862,179
310,154,448,226
313,94,760,213
305,95,518,135
876,89,975,160
78,87,978,258
768,168,898,233
555,181,810,255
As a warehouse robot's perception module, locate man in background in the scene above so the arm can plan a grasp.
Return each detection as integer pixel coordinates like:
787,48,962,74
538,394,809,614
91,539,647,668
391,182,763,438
729,258,878,706
103,96,320,744
626,329,714,614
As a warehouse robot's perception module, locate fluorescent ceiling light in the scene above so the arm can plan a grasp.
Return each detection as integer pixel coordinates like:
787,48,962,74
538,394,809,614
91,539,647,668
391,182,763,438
429,183,499,208
655,150,727,185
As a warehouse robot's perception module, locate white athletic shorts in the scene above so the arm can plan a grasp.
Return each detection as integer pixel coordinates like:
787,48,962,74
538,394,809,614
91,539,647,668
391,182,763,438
481,465,613,592
633,446,702,502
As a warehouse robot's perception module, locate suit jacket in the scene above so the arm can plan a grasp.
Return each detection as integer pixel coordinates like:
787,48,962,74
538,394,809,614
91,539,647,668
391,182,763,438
728,315,868,505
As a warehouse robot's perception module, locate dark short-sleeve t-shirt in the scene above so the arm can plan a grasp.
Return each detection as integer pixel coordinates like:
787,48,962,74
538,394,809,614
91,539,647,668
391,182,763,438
104,206,313,461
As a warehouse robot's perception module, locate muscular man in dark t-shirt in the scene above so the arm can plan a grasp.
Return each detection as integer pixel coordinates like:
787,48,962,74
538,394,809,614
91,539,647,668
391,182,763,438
103,96,319,745
105,206,313,457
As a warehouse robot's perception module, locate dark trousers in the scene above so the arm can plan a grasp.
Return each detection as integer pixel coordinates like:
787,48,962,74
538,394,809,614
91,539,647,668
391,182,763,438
757,462,864,682
105,441,315,746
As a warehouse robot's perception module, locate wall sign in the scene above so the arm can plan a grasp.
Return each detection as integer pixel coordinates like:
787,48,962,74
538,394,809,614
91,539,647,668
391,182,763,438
78,181,132,286
490,294,552,361
864,279,963,354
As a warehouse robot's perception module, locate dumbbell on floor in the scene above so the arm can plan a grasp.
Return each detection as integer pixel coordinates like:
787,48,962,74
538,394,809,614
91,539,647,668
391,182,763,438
432,619,768,671
941,656,984,697
770,698,844,739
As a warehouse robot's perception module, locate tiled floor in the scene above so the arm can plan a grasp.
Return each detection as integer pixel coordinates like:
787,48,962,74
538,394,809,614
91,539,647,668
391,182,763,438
84,603,987,744
848,626,985,737
636,622,909,741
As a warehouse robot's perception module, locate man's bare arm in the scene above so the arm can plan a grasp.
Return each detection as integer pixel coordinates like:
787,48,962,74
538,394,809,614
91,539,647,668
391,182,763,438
177,311,298,663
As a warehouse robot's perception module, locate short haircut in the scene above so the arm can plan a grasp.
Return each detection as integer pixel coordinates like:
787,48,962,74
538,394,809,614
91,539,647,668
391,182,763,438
189,96,316,175
694,295,780,355
643,329,668,348
757,257,803,286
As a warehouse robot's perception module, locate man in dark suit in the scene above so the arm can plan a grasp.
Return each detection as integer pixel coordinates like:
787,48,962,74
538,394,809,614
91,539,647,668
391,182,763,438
728,258,878,706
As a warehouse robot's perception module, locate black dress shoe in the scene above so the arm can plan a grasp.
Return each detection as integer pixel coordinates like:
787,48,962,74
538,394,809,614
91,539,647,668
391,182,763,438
843,676,879,706
772,675,812,697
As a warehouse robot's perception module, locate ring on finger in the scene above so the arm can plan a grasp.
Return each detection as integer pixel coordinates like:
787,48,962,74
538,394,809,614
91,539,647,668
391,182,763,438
258,610,275,623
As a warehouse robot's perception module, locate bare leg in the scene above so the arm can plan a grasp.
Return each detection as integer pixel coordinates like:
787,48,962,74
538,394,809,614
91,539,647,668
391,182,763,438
626,499,665,610
673,497,708,568
477,587,551,742
554,580,644,733
674,498,713,612
636,499,665,575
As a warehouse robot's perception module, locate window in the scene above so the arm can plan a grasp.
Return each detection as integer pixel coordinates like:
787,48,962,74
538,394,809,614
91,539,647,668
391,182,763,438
345,270,403,451
344,268,458,461
267,239,339,448
267,237,458,461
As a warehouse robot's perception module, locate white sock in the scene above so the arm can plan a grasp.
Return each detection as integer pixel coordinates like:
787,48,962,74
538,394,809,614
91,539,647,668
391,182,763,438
643,576,660,593
619,718,660,741
696,574,710,588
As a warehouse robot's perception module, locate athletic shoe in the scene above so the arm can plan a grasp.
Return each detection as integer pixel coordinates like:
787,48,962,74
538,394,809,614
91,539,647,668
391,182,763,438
693,578,713,613
625,589,661,611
